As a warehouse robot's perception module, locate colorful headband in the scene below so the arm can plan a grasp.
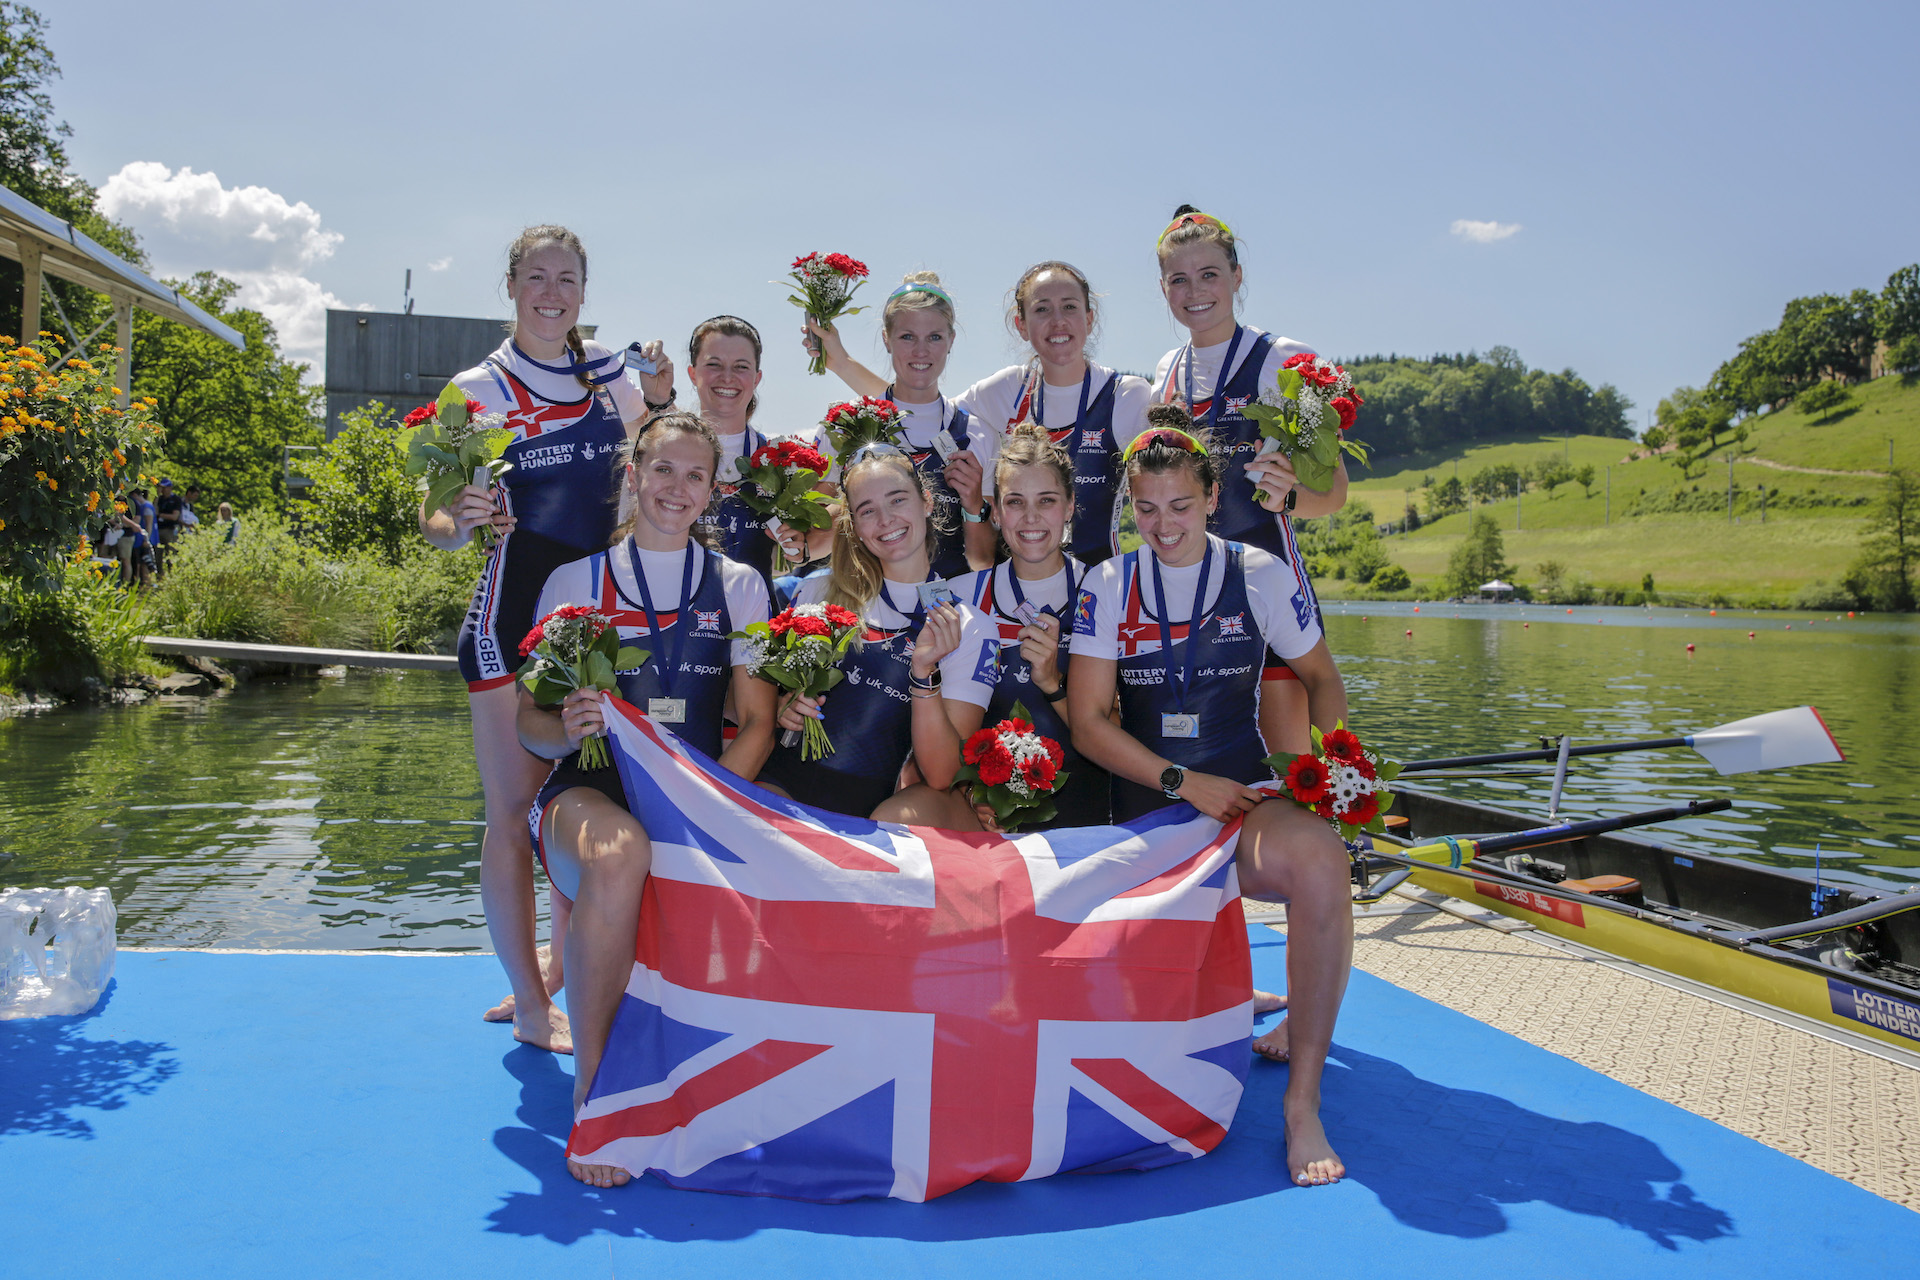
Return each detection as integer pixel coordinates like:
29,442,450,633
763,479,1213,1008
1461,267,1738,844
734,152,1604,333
1122,427,1207,461
888,281,954,308
1156,211,1235,247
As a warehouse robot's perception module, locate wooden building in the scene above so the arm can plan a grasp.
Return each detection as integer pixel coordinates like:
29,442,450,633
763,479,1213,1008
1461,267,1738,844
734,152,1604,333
323,309,508,438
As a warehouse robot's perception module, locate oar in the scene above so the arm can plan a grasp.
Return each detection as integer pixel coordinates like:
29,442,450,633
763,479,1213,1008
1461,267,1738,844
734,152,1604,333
1352,799,1733,905
1398,706,1845,777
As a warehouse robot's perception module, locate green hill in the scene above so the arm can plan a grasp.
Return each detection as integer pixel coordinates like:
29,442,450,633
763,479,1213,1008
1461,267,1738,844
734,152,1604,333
1319,373,1920,606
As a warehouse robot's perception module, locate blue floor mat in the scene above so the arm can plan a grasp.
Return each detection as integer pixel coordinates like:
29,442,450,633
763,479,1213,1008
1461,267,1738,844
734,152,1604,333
4,931,1913,1279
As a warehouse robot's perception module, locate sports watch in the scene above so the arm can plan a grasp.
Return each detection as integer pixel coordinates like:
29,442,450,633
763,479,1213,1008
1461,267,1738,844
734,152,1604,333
1160,765,1186,799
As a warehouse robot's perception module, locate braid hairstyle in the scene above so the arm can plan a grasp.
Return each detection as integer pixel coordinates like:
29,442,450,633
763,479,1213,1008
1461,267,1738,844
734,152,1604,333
991,420,1076,559
688,315,764,421
505,225,593,392
610,411,724,551
825,450,947,617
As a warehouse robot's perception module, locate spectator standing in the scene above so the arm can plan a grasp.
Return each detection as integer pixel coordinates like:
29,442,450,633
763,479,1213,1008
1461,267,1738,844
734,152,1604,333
153,478,184,575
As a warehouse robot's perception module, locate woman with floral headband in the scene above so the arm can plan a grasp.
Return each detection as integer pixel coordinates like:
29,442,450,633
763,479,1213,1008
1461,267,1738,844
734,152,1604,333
1068,409,1353,1189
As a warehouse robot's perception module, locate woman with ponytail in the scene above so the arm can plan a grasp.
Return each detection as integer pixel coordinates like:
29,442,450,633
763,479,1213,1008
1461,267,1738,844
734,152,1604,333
757,445,1001,820
888,422,1109,830
802,271,996,577
423,225,661,1053
1067,408,1353,1189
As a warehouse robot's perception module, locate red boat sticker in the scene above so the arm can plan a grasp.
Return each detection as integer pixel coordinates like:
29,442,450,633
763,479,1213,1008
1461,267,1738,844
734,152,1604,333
1473,881,1586,927
1828,979,1920,1044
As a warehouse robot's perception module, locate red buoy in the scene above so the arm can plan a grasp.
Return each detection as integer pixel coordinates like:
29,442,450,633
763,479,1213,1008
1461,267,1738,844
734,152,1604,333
1405,629,1413,637
1686,643,1695,653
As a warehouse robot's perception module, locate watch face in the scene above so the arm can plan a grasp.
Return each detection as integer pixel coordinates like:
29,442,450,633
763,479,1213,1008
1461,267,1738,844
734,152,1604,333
1160,766,1183,795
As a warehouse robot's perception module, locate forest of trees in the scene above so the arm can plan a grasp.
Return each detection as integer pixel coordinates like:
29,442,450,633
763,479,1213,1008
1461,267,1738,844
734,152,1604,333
1339,346,1635,459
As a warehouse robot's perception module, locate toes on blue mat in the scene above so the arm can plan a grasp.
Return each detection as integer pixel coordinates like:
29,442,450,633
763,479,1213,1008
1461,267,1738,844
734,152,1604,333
3,932,1912,1278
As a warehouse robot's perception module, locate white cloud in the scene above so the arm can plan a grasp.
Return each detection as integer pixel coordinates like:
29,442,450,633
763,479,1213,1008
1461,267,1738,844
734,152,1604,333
98,161,359,375
1450,218,1523,244
426,256,452,272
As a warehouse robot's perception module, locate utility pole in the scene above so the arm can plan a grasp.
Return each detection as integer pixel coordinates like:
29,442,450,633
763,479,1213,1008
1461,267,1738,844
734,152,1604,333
1727,452,1734,522
1605,465,1610,526
1760,483,1767,524
1517,485,1523,531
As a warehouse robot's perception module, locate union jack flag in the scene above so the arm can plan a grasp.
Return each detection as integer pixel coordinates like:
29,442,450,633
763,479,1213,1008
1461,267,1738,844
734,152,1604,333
567,697,1256,1202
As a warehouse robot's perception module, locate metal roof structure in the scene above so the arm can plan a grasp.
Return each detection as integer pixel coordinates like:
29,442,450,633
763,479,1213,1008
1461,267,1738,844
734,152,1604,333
0,182,245,353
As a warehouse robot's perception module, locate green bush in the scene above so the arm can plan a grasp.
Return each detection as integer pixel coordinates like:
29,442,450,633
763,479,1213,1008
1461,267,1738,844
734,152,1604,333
1369,564,1412,592
307,402,422,564
1790,579,1855,610
0,560,151,691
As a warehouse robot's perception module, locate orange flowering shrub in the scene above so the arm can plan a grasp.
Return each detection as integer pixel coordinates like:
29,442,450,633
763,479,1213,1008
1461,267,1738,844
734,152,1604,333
0,335,163,586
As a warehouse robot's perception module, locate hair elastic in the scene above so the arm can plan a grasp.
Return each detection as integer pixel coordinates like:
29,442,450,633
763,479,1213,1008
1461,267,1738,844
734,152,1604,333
1122,427,1207,462
1156,211,1236,248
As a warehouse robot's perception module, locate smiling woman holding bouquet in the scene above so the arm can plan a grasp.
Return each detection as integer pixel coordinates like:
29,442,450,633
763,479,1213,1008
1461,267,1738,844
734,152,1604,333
515,410,776,1187
420,226,663,1054
755,444,1000,819
1068,410,1353,1189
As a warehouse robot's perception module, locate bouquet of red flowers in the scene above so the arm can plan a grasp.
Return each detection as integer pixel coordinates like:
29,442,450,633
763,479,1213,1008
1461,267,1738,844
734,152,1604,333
1263,721,1401,840
731,601,863,760
956,703,1069,832
821,396,907,461
1239,353,1370,499
516,605,649,770
401,382,513,547
783,252,871,375
735,439,835,535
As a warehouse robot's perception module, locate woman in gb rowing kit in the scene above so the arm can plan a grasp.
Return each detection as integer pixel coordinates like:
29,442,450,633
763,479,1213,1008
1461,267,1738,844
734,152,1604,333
1068,410,1353,1188
803,270,996,577
1153,206,1350,757
887,422,1109,830
516,410,776,1188
424,225,661,1053
956,262,1153,569
758,444,1000,819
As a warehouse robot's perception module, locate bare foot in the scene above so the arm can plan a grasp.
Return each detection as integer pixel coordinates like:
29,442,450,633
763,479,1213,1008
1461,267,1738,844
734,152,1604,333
1253,989,1286,1015
1284,1107,1345,1186
567,1157,631,1189
514,1001,574,1056
1252,1018,1290,1063
483,993,515,1023
482,946,560,1023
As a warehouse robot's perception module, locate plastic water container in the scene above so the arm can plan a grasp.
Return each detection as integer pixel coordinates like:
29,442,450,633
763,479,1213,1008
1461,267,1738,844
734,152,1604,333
0,886,118,1019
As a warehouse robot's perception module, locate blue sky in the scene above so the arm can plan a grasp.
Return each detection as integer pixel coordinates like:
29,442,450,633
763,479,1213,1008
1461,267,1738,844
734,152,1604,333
55,0,1920,436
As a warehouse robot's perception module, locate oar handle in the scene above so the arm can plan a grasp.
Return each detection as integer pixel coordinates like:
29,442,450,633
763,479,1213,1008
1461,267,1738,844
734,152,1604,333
1400,798,1733,867
1400,737,1689,772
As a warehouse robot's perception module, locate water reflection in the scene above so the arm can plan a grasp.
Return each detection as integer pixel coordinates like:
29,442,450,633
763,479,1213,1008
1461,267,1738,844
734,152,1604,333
0,608,1913,950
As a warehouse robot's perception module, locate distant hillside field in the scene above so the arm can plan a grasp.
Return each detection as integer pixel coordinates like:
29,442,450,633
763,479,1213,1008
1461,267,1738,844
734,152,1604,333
1318,373,1919,605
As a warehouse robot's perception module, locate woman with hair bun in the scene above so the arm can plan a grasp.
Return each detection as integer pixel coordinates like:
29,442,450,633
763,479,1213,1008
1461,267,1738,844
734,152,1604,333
1067,408,1353,1189
804,270,997,577
678,315,795,585
422,225,661,1054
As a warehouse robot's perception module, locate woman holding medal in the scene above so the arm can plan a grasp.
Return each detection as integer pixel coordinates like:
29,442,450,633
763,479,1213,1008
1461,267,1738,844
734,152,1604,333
1068,410,1353,1188
802,270,996,577
886,422,1110,830
758,443,1000,819
516,410,776,1187
424,226,660,1054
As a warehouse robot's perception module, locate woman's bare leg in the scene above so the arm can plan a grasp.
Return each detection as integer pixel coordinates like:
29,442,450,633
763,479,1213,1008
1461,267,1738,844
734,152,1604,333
539,788,653,1189
469,683,571,1053
1235,798,1353,1186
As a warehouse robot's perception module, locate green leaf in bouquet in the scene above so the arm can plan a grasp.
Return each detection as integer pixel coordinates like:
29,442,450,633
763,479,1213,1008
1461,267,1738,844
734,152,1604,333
792,492,835,530
816,667,847,695
1262,749,1304,776
424,472,468,517
1293,443,1339,493
526,672,574,706
1376,791,1397,815
614,645,650,672
1277,368,1304,400
1002,796,1059,834
407,440,461,477
585,649,617,691
1375,758,1403,784
435,380,470,432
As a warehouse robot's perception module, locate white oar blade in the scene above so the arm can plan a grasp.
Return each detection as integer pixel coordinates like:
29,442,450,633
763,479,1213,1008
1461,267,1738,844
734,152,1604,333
1687,706,1845,775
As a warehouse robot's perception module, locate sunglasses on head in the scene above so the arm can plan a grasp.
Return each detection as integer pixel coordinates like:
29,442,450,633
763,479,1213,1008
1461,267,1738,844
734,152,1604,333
847,441,910,467
1122,428,1207,462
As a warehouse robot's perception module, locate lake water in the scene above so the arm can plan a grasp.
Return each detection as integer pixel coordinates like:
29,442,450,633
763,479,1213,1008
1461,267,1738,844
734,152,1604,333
2,606,1914,950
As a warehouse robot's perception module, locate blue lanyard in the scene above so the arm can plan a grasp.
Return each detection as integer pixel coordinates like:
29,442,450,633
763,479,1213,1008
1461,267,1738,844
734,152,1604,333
879,580,928,637
1027,366,1091,430
1002,558,1078,623
1147,538,1214,716
511,340,624,386
627,539,698,698
1182,325,1245,432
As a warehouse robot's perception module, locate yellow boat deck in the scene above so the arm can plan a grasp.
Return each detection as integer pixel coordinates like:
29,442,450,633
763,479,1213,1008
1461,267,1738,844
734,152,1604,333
1254,890,1920,1209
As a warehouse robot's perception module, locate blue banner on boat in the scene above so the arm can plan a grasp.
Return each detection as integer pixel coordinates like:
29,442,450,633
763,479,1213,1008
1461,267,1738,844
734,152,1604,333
1827,977,1920,1044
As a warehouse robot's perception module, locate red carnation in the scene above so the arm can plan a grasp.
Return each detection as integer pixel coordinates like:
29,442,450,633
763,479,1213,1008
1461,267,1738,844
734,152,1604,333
792,253,820,270
769,608,796,636
824,604,860,628
1331,396,1359,431
1004,718,1033,737
402,404,435,427
791,615,831,637
465,397,485,417
823,253,869,278
1321,728,1364,764
1315,798,1338,821
790,446,829,474
517,624,547,657
1285,754,1332,804
977,742,1015,787
1339,793,1381,828
1282,351,1318,370
1044,736,1065,768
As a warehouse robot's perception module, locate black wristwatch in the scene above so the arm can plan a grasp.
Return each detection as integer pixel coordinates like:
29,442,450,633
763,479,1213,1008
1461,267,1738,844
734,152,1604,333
1043,678,1068,703
644,387,677,412
1160,765,1186,799
960,499,992,524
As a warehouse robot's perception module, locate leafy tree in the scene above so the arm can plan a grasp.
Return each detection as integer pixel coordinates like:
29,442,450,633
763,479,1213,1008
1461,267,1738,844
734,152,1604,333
306,402,419,564
1575,463,1597,497
1444,514,1511,596
1796,380,1853,425
1887,333,1920,378
130,273,323,511
1402,501,1422,532
1640,425,1670,452
1843,468,1917,611
1370,564,1411,592
1468,463,1520,503
1345,525,1389,583
1424,474,1466,519
1339,349,1633,457
1877,265,1920,346
1531,457,1574,497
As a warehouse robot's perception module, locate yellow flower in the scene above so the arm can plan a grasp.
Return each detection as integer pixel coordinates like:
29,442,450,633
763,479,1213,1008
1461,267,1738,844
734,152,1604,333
87,491,100,512
48,477,58,490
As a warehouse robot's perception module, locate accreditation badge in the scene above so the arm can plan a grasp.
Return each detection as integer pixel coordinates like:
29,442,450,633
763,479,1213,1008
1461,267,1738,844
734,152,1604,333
648,698,687,724
1160,713,1199,739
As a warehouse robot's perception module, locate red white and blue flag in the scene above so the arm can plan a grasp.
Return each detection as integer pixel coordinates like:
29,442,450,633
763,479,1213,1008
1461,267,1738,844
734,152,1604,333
566,697,1256,1203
